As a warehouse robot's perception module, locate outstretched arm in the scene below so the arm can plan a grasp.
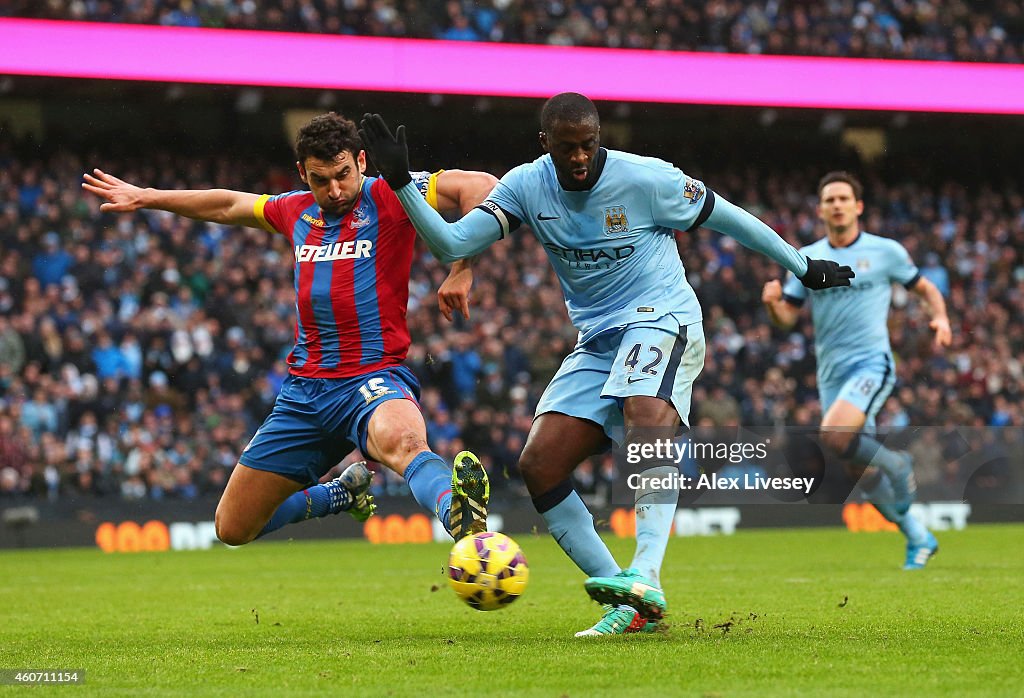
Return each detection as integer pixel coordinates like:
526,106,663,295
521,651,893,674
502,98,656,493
704,195,854,290
704,196,808,276
359,114,506,264
82,169,265,229
910,277,952,348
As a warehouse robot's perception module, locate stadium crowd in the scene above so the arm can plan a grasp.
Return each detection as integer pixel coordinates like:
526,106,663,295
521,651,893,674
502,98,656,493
5,0,1022,63
0,130,1021,505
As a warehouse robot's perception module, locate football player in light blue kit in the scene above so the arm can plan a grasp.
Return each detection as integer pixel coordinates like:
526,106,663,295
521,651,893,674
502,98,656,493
358,95,854,635
763,171,951,570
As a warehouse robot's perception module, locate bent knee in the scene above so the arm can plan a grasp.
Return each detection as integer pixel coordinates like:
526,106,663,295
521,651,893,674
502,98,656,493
518,448,569,498
398,429,429,456
215,513,257,547
377,428,429,464
517,448,543,482
820,429,855,456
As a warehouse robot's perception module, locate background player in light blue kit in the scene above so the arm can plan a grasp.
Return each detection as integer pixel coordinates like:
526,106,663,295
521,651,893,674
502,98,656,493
359,94,854,635
763,171,951,570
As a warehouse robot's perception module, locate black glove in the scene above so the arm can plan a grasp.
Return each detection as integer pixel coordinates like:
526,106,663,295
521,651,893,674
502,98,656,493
799,258,855,289
358,113,412,190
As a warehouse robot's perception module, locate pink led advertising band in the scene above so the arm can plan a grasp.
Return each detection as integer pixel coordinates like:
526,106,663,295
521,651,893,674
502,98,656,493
1,19,1022,114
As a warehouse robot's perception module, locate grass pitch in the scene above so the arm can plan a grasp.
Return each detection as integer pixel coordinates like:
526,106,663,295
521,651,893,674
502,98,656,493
1,524,1021,697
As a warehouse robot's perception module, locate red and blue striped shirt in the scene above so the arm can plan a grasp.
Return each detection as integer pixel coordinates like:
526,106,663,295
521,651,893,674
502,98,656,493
254,172,440,378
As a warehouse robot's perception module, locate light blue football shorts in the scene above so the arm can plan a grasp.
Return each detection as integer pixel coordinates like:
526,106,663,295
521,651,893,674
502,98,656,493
535,316,706,443
818,353,896,429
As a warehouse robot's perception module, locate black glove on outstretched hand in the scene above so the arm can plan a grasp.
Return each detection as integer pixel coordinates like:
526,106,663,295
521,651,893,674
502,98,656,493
358,113,412,190
799,258,855,289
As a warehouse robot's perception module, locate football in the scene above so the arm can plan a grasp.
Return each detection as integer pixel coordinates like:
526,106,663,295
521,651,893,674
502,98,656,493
447,532,529,611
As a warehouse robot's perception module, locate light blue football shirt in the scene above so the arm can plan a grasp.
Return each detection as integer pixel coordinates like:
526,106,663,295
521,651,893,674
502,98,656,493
782,232,921,383
484,149,711,343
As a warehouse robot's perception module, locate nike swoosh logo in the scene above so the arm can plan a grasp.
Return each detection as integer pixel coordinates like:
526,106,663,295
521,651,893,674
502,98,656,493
627,376,650,384
537,213,560,220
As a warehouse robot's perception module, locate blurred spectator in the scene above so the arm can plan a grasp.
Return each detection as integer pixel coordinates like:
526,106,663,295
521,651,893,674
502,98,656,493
920,252,951,297
32,231,72,288
0,316,26,375
91,331,129,380
449,333,483,404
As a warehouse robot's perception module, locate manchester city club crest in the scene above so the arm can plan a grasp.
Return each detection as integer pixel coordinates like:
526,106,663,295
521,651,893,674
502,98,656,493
604,205,629,236
857,258,871,271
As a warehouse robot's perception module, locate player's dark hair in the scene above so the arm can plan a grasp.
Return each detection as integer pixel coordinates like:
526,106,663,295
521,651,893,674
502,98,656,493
540,92,600,132
817,171,863,201
295,112,362,163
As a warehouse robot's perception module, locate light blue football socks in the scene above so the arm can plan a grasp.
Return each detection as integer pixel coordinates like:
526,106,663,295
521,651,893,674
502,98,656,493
861,469,930,546
628,465,678,587
534,480,620,578
848,434,917,510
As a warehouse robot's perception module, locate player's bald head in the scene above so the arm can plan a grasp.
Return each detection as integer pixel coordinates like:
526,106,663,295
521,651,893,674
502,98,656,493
540,93,600,133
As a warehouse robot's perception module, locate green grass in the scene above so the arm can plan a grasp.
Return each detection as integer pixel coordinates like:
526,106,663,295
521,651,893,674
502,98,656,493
1,525,1022,697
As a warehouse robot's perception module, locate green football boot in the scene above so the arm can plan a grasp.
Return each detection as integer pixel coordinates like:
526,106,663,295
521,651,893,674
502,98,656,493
575,604,660,637
583,568,667,620
448,451,489,541
336,461,376,523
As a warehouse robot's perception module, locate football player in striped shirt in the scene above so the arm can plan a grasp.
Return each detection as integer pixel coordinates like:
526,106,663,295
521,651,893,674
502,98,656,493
83,112,496,548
